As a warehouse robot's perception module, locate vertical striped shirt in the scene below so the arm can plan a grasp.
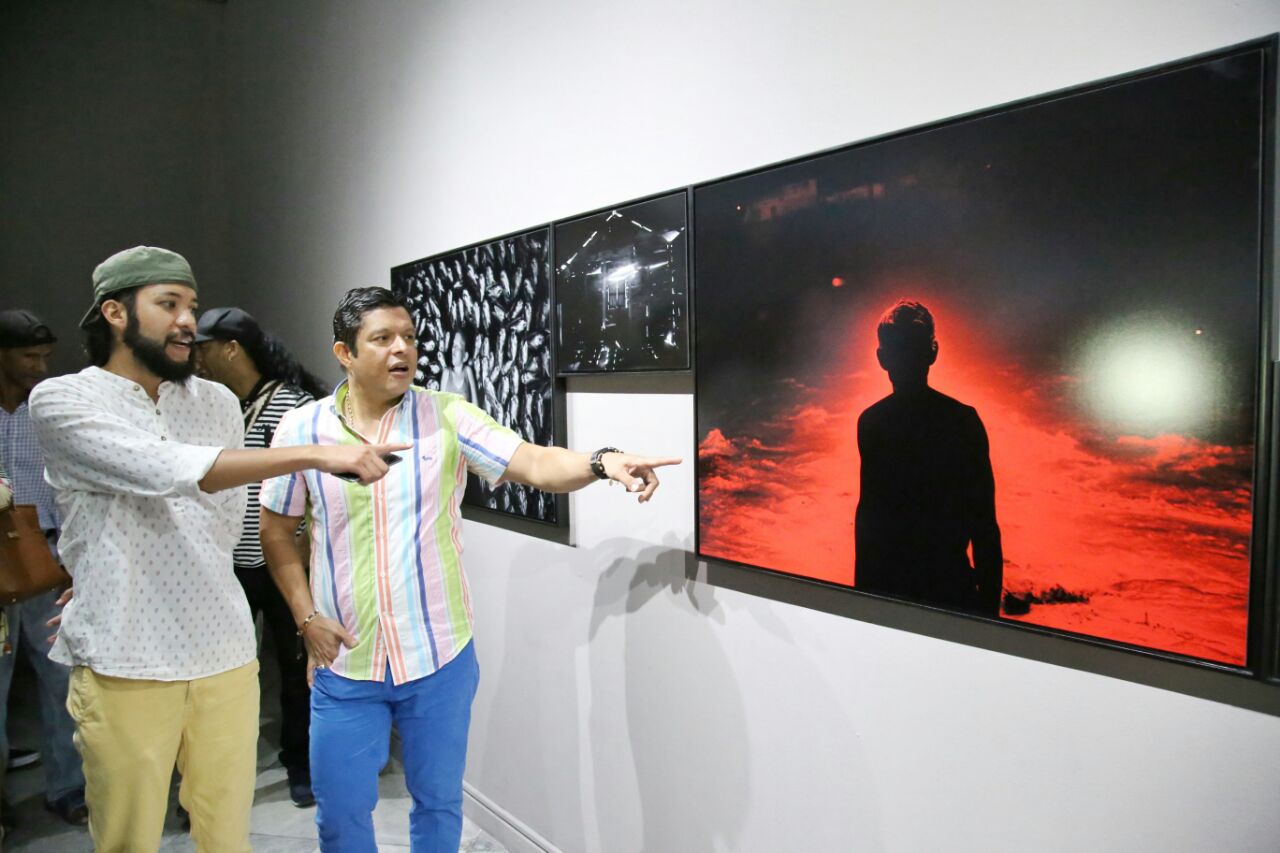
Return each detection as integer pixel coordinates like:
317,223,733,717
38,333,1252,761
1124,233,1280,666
259,382,523,684
235,381,313,568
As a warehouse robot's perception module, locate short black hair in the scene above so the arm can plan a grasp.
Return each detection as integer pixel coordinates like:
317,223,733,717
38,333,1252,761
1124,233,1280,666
82,287,139,366
332,287,412,356
876,298,935,353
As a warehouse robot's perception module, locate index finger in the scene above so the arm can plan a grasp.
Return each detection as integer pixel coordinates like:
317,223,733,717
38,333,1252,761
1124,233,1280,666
633,456,683,470
372,442,414,454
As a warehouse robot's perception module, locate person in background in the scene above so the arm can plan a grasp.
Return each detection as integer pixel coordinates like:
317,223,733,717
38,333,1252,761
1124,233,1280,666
260,286,681,852
0,309,87,829
194,306,328,807
29,247,407,852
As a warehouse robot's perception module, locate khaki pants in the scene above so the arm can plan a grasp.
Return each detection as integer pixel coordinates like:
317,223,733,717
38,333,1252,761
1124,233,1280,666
67,661,260,852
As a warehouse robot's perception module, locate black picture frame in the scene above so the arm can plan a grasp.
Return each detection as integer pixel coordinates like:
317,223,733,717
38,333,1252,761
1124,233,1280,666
693,36,1278,676
391,226,568,527
554,190,692,375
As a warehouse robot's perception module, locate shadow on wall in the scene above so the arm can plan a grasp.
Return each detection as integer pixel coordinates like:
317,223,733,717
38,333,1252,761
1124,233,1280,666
588,539,888,851
479,534,890,851
587,536,749,853
477,534,749,851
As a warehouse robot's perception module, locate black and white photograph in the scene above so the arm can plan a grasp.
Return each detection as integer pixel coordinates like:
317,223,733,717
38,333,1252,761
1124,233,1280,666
554,191,690,373
391,228,562,524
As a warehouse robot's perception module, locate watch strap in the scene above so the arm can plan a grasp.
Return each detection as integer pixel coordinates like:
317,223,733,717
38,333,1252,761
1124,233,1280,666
590,446,621,480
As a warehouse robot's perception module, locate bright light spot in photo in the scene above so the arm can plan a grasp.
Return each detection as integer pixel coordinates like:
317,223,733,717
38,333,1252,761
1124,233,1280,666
1076,318,1222,436
606,264,638,283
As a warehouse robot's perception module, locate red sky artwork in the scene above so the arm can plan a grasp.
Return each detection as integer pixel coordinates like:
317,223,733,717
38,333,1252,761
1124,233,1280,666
699,298,1253,664
694,49,1264,666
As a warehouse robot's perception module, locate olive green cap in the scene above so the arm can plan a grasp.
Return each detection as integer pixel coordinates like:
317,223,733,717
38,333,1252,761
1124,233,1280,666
79,246,198,328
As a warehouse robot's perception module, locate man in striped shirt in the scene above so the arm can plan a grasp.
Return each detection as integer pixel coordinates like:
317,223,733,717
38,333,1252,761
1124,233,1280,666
260,287,680,852
195,306,329,808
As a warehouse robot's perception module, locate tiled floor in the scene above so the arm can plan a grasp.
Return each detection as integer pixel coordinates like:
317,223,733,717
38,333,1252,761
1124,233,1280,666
3,643,505,852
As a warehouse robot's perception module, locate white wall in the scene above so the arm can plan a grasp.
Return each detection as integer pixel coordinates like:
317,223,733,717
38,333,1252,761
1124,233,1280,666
214,2,1280,851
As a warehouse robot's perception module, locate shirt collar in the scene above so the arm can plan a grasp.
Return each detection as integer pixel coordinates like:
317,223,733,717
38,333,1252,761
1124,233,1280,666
331,380,415,424
86,365,193,400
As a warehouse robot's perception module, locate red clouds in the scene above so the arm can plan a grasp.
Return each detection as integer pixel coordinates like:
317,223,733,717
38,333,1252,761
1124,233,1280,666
699,304,1251,663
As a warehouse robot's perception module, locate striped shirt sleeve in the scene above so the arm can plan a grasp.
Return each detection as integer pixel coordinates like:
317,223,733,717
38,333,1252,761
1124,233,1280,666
445,395,523,484
259,406,310,517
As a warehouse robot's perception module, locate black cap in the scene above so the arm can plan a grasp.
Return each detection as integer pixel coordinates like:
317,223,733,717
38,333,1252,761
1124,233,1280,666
0,310,57,348
194,307,263,345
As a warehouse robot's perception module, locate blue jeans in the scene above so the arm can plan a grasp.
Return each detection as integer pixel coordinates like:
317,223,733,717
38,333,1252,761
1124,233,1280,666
0,588,85,801
311,641,479,852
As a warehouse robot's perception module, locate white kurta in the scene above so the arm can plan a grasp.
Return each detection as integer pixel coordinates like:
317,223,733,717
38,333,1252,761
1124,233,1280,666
30,366,255,681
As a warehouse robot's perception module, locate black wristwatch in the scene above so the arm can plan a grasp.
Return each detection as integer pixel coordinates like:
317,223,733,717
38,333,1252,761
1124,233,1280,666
590,447,621,480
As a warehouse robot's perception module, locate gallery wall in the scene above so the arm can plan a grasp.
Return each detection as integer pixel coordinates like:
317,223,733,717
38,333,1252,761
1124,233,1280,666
7,1,1280,851
0,0,232,375
210,3,1280,850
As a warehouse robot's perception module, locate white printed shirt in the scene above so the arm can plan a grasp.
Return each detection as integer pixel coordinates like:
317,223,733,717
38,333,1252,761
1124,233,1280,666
29,367,256,680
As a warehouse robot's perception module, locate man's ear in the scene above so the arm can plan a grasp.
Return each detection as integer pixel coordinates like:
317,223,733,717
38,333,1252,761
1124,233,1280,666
928,339,939,366
101,299,129,332
333,340,352,371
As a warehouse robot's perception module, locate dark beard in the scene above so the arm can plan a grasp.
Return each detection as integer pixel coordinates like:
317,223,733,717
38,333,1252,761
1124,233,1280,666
123,313,196,383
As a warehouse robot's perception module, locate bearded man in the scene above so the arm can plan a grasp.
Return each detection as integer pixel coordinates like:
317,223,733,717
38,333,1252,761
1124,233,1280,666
29,247,405,852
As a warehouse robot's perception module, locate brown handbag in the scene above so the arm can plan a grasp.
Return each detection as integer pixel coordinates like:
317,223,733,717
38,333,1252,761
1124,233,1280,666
0,504,71,604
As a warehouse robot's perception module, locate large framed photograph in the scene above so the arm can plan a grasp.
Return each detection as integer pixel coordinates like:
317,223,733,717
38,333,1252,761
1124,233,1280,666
391,227,565,525
554,191,691,373
695,43,1272,666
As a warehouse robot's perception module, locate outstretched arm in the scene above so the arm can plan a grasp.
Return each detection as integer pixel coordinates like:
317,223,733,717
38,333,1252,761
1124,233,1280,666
198,442,411,492
31,381,409,495
502,444,682,503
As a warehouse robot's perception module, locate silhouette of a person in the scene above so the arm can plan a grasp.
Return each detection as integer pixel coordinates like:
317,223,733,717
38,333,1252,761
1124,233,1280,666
855,300,1003,615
